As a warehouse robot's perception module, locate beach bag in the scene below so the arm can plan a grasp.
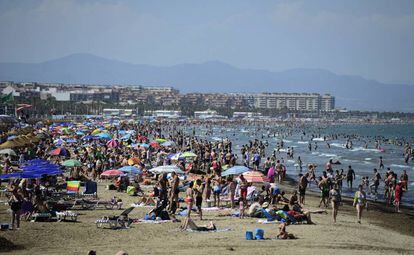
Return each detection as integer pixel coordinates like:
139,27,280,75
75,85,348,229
126,186,136,195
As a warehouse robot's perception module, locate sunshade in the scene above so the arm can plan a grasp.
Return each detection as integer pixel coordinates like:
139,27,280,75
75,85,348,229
149,165,185,174
221,165,250,176
101,169,124,177
62,159,82,167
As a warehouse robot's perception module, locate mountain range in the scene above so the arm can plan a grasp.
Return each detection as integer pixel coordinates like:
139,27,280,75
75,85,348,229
0,53,413,112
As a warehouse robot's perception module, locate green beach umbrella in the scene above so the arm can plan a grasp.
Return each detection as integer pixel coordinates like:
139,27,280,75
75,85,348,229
62,159,82,167
182,151,197,158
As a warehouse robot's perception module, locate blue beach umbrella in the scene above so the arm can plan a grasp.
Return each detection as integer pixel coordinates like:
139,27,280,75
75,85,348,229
221,166,250,177
119,166,142,174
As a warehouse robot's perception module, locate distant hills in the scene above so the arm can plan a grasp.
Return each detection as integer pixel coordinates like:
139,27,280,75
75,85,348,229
0,53,413,112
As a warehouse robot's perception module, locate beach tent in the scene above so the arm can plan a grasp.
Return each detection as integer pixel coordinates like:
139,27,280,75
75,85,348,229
222,166,250,177
97,133,112,140
150,165,185,174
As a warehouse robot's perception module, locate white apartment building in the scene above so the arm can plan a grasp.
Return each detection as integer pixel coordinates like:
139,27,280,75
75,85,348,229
253,93,334,111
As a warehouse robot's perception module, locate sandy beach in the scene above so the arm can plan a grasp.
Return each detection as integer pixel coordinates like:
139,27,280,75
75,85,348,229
1,179,414,255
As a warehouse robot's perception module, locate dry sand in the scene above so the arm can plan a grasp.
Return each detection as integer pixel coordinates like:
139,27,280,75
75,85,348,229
1,181,414,255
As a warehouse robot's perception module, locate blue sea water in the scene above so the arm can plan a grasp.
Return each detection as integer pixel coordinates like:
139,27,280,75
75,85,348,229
190,123,414,205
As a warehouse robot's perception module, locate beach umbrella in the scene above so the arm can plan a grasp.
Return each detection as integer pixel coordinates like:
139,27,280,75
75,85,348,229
82,135,97,140
150,165,185,174
0,148,16,156
138,143,149,148
54,139,64,146
161,141,175,147
76,131,85,136
97,133,112,140
119,166,142,174
106,139,120,148
221,166,250,177
241,171,269,183
182,151,197,158
120,134,131,140
66,138,77,143
155,138,167,143
150,141,160,148
91,129,101,135
128,157,140,166
170,153,184,161
101,169,124,177
62,159,82,167
50,147,70,157
0,173,22,179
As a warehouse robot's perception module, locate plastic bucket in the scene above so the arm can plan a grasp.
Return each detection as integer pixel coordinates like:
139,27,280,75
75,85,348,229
245,231,254,240
255,228,264,240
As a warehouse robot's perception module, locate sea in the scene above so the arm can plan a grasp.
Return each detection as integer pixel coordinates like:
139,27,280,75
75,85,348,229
186,122,414,206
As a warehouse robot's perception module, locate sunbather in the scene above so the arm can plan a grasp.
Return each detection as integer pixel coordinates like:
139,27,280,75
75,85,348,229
180,217,216,231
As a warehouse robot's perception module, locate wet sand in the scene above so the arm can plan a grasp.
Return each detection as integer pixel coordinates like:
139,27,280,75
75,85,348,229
1,180,414,255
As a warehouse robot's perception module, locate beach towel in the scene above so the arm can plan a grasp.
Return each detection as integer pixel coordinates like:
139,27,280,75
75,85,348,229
133,219,172,224
67,181,80,194
257,219,280,224
186,228,232,233
130,203,154,208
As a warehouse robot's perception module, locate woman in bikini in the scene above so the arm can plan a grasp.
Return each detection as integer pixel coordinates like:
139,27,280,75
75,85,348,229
353,185,367,224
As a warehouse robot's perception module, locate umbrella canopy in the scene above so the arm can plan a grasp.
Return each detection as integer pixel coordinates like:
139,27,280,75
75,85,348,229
101,169,124,177
106,139,120,148
182,151,197,158
119,166,142,174
161,141,175,147
155,138,167,143
97,133,112,140
149,141,160,148
62,159,82,167
221,166,250,177
150,165,185,174
0,148,16,156
128,157,140,166
241,171,269,183
138,143,149,148
91,129,101,135
50,147,70,157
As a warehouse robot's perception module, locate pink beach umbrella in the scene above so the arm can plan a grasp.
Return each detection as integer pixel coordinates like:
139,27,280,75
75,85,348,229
101,169,124,177
106,139,120,148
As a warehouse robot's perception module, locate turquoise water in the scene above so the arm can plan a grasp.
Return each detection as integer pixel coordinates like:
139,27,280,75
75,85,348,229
189,123,414,205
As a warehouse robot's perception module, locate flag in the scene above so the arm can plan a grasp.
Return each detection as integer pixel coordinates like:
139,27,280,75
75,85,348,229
0,92,14,104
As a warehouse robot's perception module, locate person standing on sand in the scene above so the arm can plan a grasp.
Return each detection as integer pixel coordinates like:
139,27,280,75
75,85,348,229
329,184,341,223
346,165,355,190
298,173,309,205
353,185,367,224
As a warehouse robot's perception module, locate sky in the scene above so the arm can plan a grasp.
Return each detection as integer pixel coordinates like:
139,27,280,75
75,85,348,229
0,0,413,84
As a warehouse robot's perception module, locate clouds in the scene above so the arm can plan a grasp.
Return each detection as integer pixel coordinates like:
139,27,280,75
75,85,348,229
0,0,413,84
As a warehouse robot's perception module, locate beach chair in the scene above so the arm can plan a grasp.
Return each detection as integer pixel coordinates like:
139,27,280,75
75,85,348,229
82,181,98,198
56,211,78,222
95,207,134,229
66,181,81,197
